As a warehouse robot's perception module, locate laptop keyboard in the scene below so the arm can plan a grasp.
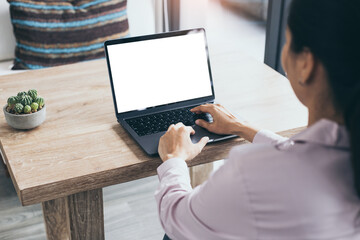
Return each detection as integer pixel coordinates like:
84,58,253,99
125,106,213,136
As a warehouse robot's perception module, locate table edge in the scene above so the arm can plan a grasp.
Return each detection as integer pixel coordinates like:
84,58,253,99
17,126,306,206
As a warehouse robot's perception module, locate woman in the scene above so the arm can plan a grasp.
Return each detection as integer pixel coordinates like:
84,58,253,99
155,0,360,239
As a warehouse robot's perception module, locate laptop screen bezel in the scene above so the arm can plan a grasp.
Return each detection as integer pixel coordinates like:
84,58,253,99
104,28,215,119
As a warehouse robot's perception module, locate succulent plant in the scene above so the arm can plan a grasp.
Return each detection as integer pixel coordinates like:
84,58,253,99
20,95,32,106
7,96,17,109
24,105,31,114
28,89,37,100
30,102,38,112
14,103,24,114
6,89,44,115
17,91,27,98
35,97,45,109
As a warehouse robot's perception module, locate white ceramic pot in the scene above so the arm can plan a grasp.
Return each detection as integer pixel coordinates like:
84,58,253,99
3,105,46,130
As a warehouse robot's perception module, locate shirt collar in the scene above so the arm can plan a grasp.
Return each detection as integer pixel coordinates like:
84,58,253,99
290,119,350,149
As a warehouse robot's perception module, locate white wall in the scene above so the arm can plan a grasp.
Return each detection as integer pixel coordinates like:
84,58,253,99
0,1,16,61
127,0,157,36
180,0,209,30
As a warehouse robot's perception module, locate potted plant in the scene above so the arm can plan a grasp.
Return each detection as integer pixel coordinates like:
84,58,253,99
3,89,46,129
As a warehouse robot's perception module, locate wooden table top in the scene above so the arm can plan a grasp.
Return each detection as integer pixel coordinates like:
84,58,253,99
0,52,307,206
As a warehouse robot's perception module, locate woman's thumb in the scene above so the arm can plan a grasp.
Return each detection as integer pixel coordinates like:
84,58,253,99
196,136,209,151
195,119,210,130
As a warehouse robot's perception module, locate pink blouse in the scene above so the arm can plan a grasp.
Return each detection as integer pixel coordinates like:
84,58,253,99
155,119,360,239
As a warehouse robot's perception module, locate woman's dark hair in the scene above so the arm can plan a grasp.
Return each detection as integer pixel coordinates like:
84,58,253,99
287,0,360,196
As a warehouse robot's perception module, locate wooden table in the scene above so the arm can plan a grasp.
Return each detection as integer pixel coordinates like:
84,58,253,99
0,52,307,240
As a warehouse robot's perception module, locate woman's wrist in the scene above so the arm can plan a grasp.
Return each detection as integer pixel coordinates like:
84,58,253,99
161,153,185,162
230,121,259,142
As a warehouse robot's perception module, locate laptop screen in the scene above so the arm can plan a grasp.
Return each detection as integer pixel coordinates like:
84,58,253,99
106,30,213,113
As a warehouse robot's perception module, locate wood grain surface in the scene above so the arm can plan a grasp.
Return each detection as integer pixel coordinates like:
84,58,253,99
42,188,104,240
67,189,104,240
189,163,214,188
0,52,308,206
42,198,70,240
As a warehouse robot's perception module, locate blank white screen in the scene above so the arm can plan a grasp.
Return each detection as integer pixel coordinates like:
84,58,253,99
107,31,213,113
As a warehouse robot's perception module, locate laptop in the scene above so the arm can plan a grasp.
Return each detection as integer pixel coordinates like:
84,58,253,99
104,28,236,156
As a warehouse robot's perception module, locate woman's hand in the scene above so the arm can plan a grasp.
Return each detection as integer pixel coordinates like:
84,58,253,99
191,104,259,142
158,122,209,162
191,104,242,135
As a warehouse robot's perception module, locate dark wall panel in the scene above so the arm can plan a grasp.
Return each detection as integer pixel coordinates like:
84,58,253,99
264,0,292,75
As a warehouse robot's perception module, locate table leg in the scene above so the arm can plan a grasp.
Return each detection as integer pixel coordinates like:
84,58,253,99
42,188,104,240
42,197,70,240
189,163,213,188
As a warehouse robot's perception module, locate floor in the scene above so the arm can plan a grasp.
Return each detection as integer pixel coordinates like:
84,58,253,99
0,165,163,240
0,1,266,239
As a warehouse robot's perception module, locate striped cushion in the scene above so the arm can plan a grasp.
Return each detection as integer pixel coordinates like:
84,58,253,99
8,0,129,69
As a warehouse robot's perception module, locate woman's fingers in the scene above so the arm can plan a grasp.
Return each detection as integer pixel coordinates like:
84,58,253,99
188,127,196,135
175,122,184,127
185,126,195,135
191,103,241,135
172,122,195,135
190,104,215,114
158,122,207,162
195,119,211,130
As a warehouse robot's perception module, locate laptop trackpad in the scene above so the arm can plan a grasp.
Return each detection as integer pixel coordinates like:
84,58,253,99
190,125,230,144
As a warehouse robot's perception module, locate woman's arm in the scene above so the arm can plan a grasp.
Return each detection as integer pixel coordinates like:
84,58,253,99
155,104,288,239
157,122,258,239
155,155,257,240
